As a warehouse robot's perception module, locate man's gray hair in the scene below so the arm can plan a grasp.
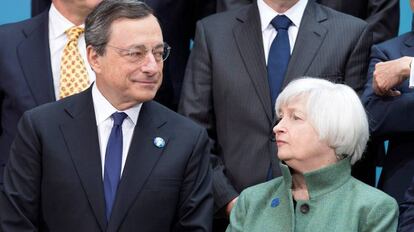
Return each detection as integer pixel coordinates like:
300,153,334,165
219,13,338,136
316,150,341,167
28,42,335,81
85,0,153,55
275,77,369,165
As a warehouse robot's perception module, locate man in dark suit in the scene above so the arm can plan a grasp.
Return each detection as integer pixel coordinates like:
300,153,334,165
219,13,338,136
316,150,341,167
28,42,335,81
0,0,101,187
179,0,371,230
0,1,212,231
217,0,399,44
31,0,216,111
361,0,414,204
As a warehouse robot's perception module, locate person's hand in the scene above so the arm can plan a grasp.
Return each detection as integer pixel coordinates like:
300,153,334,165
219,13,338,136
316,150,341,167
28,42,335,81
373,56,412,96
225,197,238,217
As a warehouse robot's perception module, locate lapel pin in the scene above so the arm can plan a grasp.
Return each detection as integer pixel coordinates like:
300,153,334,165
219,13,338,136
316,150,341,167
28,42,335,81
271,198,280,208
153,137,165,148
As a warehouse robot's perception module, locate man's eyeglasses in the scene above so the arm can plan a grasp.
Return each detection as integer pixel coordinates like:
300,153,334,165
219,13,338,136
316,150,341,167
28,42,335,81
106,42,171,63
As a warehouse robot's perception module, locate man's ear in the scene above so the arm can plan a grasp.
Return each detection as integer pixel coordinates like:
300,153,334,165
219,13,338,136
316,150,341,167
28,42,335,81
87,45,102,73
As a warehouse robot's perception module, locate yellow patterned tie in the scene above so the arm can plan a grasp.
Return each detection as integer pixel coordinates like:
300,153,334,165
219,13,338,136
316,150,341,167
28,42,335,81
59,26,90,99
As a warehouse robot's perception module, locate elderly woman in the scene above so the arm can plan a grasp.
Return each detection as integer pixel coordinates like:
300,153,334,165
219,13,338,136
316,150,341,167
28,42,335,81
226,78,398,232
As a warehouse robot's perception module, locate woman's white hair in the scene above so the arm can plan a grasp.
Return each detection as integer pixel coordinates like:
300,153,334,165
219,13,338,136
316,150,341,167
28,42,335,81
275,77,369,165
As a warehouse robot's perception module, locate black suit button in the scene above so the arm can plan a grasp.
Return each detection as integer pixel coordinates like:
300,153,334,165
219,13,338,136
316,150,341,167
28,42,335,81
300,204,310,214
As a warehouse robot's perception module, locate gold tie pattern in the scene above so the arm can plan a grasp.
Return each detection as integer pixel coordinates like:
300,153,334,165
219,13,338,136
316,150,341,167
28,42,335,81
59,26,90,99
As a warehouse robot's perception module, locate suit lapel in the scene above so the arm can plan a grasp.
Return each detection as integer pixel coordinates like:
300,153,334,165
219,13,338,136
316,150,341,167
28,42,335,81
283,1,328,87
108,101,169,231
17,11,55,105
60,88,107,231
233,3,273,122
402,33,414,56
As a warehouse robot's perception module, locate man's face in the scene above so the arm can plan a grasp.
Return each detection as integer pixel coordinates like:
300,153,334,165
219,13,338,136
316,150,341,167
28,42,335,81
89,15,164,110
411,0,414,12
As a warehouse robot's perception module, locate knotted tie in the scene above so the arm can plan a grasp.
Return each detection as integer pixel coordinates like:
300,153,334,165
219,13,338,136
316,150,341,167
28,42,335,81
59,26,90,99
104,112,128,221
267,15,292,112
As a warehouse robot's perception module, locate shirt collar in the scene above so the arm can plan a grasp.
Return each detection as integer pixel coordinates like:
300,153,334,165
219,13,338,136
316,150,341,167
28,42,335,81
257,0,308,32
48,3,85,40
92,83,142,126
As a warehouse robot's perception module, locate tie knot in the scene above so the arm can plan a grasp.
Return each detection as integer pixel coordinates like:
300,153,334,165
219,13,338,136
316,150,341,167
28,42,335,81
112,112,128,126
65,26,85,41
271,15,292,31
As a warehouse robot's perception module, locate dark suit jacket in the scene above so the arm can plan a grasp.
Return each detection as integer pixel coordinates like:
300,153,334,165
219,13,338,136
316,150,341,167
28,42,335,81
361,32,414,204
217,0,399,44
0,87,213,231
0,11,55,185
179,1,371,211
400,176,414,232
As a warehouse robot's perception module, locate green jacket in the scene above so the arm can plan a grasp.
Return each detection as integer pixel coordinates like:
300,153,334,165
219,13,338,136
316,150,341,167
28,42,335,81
227,158,398,232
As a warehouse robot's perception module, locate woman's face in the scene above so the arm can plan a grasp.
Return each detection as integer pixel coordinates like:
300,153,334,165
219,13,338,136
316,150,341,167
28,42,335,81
273,97,336,173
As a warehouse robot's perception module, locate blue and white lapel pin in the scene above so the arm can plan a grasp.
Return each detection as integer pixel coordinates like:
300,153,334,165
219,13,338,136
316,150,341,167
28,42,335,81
153,137,166,148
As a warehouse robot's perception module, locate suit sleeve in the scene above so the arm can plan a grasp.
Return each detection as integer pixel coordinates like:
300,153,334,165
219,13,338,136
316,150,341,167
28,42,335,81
173,128,213,232
399,177,414,232
366,0,399,44
344,23,372,95
361,45,414,138
0,112,41,231
178,21,239,211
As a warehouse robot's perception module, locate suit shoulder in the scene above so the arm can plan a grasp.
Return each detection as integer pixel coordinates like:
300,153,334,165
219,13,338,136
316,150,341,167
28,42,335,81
199,4,251,29
147,101,205,132
0,11,47,34
375,32,414,50
316,3,367,28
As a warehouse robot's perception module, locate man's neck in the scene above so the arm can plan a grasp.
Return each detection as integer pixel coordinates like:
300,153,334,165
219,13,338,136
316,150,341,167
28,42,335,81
52,2,86,26
263,0,300,13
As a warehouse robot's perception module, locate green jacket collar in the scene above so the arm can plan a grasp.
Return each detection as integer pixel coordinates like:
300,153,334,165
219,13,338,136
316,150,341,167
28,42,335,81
279,157,352,199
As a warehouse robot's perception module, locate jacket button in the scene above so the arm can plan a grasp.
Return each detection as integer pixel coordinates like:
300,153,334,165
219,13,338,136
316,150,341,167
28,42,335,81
300,204,310,214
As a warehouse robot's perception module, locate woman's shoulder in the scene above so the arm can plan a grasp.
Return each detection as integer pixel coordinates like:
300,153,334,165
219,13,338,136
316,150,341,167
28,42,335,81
347,177,398,209
240,177,285,199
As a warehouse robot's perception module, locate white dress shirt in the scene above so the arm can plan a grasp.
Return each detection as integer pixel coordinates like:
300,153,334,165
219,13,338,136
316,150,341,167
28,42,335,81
92,83,142,178
49,4,95,100
257,0,308,64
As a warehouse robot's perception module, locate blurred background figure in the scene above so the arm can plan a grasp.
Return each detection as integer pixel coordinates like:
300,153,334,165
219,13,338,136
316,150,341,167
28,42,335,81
227,78,398,232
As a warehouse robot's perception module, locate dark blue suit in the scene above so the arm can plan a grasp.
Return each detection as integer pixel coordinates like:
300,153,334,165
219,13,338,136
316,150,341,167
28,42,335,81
0,87,213,231
0,11,55,185
361,32,414,204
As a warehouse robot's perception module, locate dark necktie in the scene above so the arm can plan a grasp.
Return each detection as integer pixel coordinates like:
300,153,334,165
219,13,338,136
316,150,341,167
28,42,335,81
104,112,128,221
267,15,292,112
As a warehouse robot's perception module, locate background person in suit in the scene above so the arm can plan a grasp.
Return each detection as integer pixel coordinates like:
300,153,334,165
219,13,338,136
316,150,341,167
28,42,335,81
31,0,216,111
217,0,399,44
0,1,213,231
227,78,398,232
179,0,372,230
0,0,101,186
361,0,414,204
